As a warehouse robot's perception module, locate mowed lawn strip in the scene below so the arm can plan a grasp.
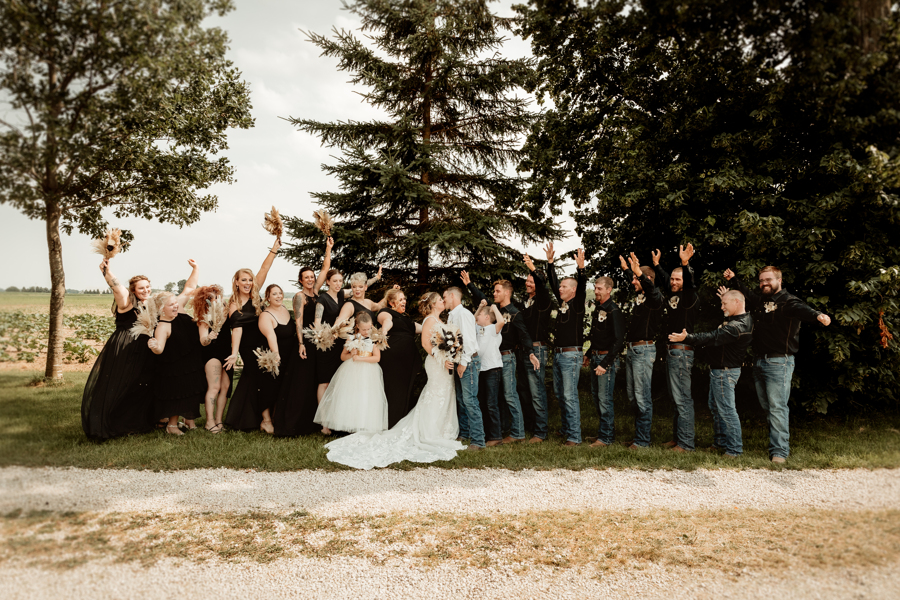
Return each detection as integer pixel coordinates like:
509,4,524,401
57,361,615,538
2,508,898,574
0,372,898,471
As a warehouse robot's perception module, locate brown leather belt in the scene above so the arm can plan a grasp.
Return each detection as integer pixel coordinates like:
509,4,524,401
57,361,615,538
591,350,609,355
759,353,787,359
628,340,654,347
556,346,581,353
500,349,515,356
667,344,693,351
533,341,547,347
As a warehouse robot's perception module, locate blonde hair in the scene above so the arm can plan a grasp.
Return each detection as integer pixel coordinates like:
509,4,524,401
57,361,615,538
354,311,373,330
418,292,441,317
348,272,368,286
383,288,404,309
112,274,150,316
152,291,175,317
475,305,496,324
229,268,262,316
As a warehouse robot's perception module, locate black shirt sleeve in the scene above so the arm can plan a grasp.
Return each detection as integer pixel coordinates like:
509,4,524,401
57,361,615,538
547,263,561,303
681,264,699,309
653,264,670,291
467,282,488,305
782,295,824,322
533,269,554,310
641,274,665,307
685,322,743,348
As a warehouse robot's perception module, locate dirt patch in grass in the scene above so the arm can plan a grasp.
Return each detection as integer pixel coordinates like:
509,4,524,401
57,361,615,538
2,508,898,575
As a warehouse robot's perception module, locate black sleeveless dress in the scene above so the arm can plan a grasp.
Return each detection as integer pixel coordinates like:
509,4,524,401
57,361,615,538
152,313,204,420
348,298,376,325
315,292,346,384
257,309,295,415
274,293,319,436
223,297,267,431
81,308,155,440
378,308,422,427
200,313,234,397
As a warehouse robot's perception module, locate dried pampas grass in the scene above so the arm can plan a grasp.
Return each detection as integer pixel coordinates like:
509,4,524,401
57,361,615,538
334,317,356,340
343,334,368,354
254,347,281,378
304,322,337,351
370,327,390,351
130,299,158,340
203,296,227,334
313,210,335,237
262,206,283,239
91,228,126,260
430,322,463,365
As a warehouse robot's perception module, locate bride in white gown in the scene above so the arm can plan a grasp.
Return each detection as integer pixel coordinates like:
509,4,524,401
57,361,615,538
324,292,465,469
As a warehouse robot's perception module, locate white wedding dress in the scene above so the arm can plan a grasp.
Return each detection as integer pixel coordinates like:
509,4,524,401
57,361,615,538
324,316,465,469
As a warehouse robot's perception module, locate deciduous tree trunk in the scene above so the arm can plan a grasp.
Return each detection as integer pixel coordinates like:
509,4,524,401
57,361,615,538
44,199,66,380
856,0,891,52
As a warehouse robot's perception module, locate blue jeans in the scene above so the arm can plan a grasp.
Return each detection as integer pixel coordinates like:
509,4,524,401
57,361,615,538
590,355,619,445
553,350,583,443
754,355,795,459
479,367,502,441
666,348,695,451
524,345,549,439
500,353,525,439
708,368,743,455
626,343,656,447
455,355,483,446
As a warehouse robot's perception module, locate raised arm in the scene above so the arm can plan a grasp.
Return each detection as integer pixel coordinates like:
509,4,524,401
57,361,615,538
101,259,130,311
378,310,394,335
314,237,334,291
462,270,489,304
525,253,554,309
256,238,282,289
176,259,199,311
490,304,504,335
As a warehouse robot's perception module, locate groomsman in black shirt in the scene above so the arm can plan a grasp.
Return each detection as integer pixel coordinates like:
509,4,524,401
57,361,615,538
584,276,626,448
521,249,556,443
619,252,665,448
725,266,831,463
461,271,541,444
653,244,699,452
547,248,587,446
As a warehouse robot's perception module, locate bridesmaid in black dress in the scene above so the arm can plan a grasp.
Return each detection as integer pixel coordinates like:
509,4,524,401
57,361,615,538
193,285,232,432
81,259,159,440
314,269,347,427
273,239,335,437
223,240,281,432
377,289,424,427
148,274,206,435
257,284,295,434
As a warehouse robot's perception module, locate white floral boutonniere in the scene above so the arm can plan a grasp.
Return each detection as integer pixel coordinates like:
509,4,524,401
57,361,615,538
597,310,608,323
559,301,569,314
669,296,680,309
764,301,776,313
524,297,534,309
635,294,646,306
502,312,513,325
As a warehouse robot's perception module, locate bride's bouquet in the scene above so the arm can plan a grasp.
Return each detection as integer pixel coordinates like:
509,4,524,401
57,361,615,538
202,296,227,334
129,298,158,340
430,322,463,366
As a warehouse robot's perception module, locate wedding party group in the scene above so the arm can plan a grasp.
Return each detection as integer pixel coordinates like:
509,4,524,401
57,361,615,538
80,228,831,469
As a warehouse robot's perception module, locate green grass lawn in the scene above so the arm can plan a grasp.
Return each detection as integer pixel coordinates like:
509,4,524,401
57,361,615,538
0,292,113,315
1,371,897,471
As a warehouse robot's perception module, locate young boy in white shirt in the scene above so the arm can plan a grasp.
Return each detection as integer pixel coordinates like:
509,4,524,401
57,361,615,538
475,300,505,446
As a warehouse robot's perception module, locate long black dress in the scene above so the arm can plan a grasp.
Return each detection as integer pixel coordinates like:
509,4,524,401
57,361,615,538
257,310,295,415
378,308,421,428
223,298,267,431
315,292,346,384
81,308,155,440
273,293,319,436
152,313,204,421
348,298,375,324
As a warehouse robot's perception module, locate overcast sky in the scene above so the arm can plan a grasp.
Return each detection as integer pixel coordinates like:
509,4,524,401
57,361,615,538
0,0,579,291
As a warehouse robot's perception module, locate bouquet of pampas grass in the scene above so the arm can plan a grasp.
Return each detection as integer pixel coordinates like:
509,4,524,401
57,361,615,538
313,209,335,237
91,228,127,260
254,347,281,378
203,296,227,334
262,206,283,239
430,322,463,365
334,317,356,340
304,322,337,351
129,299,158,340
370,327,390,351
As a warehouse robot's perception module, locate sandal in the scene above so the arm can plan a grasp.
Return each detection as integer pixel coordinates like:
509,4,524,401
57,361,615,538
205,423,224,434
166,424,184,436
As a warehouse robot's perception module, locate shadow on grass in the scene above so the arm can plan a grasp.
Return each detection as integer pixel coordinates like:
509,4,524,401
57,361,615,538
0,372,897,471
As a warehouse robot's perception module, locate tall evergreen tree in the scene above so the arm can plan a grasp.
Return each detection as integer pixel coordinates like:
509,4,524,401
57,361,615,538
283,0,560,291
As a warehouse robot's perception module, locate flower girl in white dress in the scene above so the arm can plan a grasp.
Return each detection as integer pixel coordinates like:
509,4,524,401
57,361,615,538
313,312,388,433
